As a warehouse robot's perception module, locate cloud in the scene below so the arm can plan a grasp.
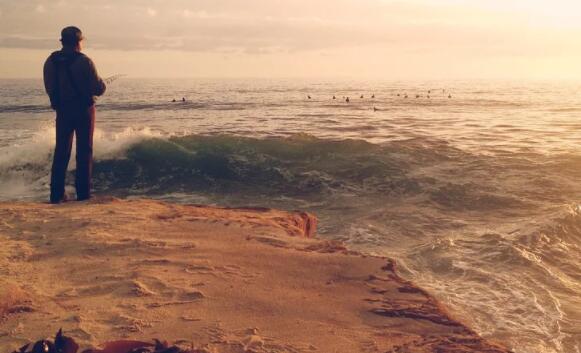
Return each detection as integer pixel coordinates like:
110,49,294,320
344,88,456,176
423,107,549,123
0,0,579,59
182,9,211,19
0,35,54,50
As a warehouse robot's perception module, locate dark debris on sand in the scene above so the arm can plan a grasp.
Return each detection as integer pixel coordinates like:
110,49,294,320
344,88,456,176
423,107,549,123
10,329,202,353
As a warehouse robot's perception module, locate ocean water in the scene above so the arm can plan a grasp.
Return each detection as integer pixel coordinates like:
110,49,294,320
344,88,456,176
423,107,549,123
0,78,579,353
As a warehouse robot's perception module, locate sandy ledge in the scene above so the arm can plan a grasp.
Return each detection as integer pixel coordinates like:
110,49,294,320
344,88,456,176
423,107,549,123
0,198,511,353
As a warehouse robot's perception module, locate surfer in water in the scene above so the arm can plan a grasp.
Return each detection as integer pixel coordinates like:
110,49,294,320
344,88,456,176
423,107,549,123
43,26,106,204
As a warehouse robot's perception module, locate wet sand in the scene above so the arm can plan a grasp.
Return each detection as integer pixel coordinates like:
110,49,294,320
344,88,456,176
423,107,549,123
0,198,510,352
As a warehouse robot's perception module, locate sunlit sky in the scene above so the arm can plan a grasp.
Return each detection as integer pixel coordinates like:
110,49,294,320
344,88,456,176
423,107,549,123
1,0,581,79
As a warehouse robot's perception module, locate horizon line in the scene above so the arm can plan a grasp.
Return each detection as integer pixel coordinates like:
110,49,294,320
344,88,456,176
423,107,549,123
1,76,581,82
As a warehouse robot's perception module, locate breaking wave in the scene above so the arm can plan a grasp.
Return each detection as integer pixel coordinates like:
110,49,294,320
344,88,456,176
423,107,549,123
0,132,579,353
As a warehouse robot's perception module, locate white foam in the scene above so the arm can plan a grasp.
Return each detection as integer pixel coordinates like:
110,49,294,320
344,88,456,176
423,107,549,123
0,122,55,171
0,126,162,170
93,126,163,160
0,125,163,200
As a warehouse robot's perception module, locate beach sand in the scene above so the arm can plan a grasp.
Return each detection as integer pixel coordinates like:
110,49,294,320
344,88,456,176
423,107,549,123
0,198,510,352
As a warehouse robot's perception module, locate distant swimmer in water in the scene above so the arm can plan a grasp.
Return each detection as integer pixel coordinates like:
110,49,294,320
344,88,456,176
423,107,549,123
448,94,452,99
333,95,336,100
371,94,375,98
360,95,364,99
345,97,350,103
307,95,311,99
397,93,400,97
373,106,378,112
182,97,186,102
172,99,176,102
428,90,431,94
404,94,408,99
415,94,420,98
427,95,430,99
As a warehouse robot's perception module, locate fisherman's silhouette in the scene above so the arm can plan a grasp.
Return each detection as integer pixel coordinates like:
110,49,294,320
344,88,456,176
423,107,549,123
43,26,106,204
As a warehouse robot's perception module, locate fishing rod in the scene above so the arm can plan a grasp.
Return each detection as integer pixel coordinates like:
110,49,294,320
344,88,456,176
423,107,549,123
103,74,126,85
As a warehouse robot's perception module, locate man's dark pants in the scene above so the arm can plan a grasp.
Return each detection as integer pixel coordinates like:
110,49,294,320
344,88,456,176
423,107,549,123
50,102,95,203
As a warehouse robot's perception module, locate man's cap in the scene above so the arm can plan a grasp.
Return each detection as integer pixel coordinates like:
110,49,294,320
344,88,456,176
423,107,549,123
60,26,84,45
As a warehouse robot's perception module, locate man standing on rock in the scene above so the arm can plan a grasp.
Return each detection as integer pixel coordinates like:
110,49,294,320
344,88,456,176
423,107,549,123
43,26,106,204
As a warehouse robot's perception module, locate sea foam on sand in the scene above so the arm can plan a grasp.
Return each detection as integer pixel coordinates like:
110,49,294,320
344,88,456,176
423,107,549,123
0,198,510,353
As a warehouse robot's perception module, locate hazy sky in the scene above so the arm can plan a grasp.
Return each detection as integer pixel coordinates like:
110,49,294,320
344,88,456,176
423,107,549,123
1,0,581,79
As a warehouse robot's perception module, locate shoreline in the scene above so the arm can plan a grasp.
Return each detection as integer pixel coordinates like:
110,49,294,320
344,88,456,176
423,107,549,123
0,197,511,352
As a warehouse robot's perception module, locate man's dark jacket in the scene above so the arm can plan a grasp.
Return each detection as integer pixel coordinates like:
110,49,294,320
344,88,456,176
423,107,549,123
43,49,106,105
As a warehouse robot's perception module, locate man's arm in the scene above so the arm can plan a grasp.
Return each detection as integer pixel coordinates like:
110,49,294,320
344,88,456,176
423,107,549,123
86,57,106,97
43,55,62,110
43,56,55,97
